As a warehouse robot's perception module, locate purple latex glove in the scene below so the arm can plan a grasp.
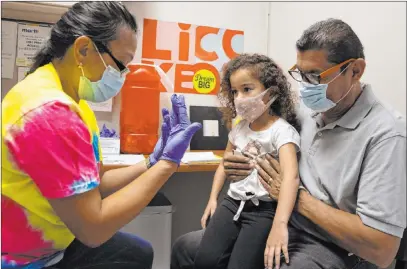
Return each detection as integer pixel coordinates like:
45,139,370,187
148,108,171,166
160,94,202,165
169,94,191,130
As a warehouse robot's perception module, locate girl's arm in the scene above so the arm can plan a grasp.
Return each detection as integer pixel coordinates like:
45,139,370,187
208,141,235,202
272,143,300,225
201,141,235,228
263,143,299,269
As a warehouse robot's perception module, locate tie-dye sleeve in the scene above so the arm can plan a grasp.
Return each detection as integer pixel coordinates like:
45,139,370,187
4,101,100,199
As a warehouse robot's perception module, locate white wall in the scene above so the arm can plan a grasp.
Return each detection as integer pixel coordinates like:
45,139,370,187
126,2,269,56
95,1,270,132
268,2,406,115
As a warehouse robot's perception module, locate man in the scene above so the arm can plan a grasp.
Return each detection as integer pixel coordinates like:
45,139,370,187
171,19,406,269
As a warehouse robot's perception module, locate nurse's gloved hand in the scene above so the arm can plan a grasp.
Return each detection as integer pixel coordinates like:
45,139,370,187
169,94,192,130
160,94,202,165
148,108,171,167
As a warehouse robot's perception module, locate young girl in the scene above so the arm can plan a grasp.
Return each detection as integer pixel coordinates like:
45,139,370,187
194,54,301,269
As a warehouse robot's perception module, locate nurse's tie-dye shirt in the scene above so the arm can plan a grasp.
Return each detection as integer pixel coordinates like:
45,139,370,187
1,63,102,268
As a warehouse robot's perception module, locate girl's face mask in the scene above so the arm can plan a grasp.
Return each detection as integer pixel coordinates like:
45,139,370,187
78,46,125,103
234,88,277,123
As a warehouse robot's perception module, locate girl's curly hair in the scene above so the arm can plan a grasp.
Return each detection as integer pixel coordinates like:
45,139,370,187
218,53,301,133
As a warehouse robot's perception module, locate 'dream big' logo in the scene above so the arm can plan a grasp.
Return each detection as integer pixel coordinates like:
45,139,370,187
140,19,244,95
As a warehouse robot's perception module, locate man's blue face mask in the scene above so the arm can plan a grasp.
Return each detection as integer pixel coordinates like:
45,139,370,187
298,64,354,113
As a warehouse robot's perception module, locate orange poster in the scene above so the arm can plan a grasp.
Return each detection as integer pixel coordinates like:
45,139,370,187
140,18,244,95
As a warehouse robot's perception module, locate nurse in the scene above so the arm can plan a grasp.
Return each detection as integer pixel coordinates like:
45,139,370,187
1,2,201,269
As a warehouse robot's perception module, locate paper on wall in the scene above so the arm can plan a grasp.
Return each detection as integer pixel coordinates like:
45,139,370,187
16,23,52,67
17,67,30,82
1,20,18,79
203,120,219,137
100,138,120,155
87,99,113,112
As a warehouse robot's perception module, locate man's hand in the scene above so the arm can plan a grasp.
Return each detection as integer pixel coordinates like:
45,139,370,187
256,155,401,268
222,151,254,181
256,154,283,200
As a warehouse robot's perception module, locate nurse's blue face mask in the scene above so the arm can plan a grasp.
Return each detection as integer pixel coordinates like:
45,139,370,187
288,59,355,113
78,43,129,103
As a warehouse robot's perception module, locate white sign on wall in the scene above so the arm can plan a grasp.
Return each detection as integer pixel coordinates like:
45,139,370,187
16,23,52,67
1,20,18,79
87,99,113,112
17,67,30,82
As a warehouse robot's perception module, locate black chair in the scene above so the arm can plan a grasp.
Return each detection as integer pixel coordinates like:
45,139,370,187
395,229,406,269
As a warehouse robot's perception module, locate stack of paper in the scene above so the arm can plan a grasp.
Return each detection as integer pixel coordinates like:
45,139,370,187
100,138,120,155
103,154,145,165
181,152,222,164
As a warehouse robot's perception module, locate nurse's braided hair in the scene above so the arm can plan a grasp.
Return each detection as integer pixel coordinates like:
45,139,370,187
218,53,301,133
28,2,137,74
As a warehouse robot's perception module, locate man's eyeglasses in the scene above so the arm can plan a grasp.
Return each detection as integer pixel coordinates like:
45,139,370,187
97,43,129,75
288,58,355,85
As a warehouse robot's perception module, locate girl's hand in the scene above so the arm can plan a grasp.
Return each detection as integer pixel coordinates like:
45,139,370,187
201,199,217,228
264,221,290,269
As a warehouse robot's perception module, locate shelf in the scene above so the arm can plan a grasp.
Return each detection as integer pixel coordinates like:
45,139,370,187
103,150,224,173
1,2,74,24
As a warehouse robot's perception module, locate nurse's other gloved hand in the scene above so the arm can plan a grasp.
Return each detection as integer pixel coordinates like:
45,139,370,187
160,94,202,165
169,94,192,131
149,108,171,166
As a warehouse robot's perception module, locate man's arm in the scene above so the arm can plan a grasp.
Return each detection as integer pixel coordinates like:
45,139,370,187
296,191,400,268
297,136,406,268
256,134,405,268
